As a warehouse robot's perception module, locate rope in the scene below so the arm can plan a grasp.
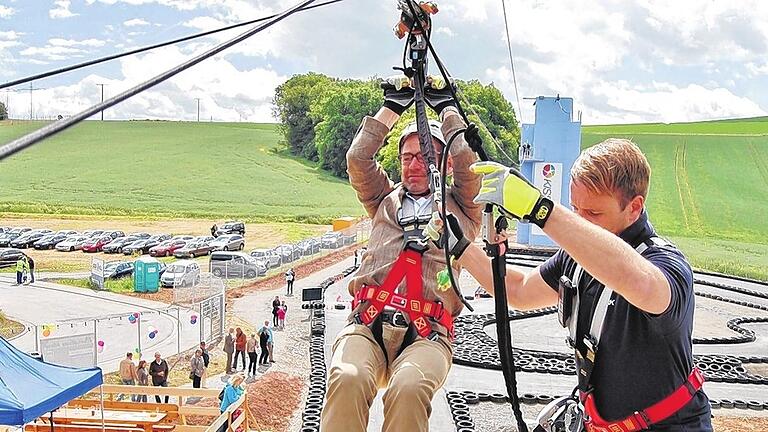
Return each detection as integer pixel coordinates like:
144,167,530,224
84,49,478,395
0,0,344,91
0,0,329,161
500,0,524,124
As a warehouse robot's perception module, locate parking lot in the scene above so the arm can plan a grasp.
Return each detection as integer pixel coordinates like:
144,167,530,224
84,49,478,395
0,216,358,277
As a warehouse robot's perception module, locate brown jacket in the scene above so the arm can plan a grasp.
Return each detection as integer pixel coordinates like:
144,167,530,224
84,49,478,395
346,111,482,323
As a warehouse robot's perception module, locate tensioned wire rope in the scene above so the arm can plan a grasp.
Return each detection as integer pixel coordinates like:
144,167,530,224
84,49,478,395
0,0,344,91
0,0,332,161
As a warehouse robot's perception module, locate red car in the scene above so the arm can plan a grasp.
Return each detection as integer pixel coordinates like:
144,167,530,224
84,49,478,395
150,239,187,257
81,236,113,253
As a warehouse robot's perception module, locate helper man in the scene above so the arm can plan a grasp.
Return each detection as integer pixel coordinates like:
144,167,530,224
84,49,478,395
321,76,482,431
435,139,711,430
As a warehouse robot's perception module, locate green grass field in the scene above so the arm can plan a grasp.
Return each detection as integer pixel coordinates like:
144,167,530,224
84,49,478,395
0,120,364,223
583,119,768,280
1,118,766,280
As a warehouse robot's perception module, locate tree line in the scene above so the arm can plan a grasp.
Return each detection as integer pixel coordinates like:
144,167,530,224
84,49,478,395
272,73,520,179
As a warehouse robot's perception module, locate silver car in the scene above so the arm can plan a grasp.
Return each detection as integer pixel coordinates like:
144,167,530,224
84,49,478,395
209,234,245,252
55,235,89,252
250,248,282,268
210,251,265,278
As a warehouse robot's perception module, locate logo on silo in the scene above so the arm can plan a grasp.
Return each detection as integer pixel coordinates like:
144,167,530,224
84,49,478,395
542,164,556,179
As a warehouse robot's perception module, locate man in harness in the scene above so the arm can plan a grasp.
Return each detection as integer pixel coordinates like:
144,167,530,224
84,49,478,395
320,77,482,431
435,139,712,431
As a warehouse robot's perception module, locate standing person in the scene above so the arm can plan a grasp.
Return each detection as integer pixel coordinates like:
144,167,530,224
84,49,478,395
277,304,286,330
285,268,295,296
211,224,218,237
149,352,170,403
246,333,258,375
26,255,35,284
199,341,210,388
224,328,235,374
136,360,149,402
258,321,270,365
190,349,205,389
438,139,712,430
271,296,281,327
232,327,247,371
118,352,138,402
321,76,482,432
13,255,24,285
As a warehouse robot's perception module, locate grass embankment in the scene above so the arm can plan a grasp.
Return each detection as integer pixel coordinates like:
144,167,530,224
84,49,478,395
0,310,25,338
0,120,364,223
583,118,768,280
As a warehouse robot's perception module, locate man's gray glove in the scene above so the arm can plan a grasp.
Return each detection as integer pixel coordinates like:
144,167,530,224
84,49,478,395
381,75,414,115
424,212,470,260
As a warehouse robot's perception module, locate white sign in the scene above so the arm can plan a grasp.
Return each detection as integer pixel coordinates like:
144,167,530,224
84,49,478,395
91,258,105,290
40,333,96,368
532,162,563,236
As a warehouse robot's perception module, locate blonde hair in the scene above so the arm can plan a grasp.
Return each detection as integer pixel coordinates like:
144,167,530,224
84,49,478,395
571,138,650,208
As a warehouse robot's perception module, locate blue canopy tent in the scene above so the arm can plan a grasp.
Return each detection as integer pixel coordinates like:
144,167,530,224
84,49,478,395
0,337,103,426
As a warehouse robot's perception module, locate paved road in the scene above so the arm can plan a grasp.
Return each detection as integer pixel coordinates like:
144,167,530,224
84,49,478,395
0,275,201,373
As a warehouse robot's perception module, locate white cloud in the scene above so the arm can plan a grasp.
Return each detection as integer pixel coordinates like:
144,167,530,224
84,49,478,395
49,38,106,48
17,45,287,122
0,5,14,18
124,18,150,27
20,46,85,61
0,30,22,40
49,0,78,19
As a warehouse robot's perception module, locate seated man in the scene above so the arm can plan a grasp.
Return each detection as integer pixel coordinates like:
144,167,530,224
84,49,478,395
321,77,482,431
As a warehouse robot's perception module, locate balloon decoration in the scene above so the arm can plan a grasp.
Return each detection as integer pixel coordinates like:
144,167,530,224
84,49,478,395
41,324,55,337
128,315,136,324
190,314,198,325
147,325,158,339
97,340,105,353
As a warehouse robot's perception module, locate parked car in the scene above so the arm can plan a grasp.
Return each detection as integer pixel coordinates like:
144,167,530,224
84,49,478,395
250,249,282,268
102,236,141,254
297,239,321,256
150,239,188,257
82,230,105,239
0,227,8,234
174,241,213,259
273,244,295,263
0,248,25,269
56,235,89,252
194,235,215,243
160,260,201,288
122,238,160,255
171,235,195,242
321,232,344,249
102,230,125,239
209,251,265,278
214,221,245,237
10,229,53,249
103,261,134,279
126,232,151,239
209,234,245,252
81,236,113,253
342,232,357,245
0,228,32,247
34,231,78,250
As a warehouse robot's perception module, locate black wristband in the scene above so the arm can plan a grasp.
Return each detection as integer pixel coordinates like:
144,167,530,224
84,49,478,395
383,100,407,116
452,236,470,260
528,197,554,228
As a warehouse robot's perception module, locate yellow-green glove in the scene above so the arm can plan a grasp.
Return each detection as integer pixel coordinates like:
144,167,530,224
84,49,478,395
470,161,555,228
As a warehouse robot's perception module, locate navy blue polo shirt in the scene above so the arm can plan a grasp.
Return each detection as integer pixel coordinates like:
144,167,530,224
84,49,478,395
539,211,712,431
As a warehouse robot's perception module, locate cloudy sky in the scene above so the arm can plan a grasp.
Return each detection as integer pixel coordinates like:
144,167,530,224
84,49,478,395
1,0,767,125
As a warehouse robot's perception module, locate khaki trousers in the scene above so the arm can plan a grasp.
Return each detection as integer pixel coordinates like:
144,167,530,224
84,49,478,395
321,324,452,432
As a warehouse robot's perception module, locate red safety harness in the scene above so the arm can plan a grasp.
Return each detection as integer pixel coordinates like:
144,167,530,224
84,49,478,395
352,248,454,340
582,367,705,432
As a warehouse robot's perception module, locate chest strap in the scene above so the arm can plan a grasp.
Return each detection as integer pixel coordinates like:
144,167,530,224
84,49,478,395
582,367,705,432
352,248,454,340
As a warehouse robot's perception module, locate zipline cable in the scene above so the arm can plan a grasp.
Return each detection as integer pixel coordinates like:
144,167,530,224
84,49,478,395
0,0,323,161
0,0,343,91
500,0,524,124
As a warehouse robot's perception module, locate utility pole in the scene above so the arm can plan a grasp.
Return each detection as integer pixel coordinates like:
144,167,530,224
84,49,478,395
195,98,201,122
96,84,106,120
27,83,45,120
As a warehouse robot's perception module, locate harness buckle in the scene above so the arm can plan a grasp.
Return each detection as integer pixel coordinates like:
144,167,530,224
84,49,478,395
353,312,363,325
427,331,440,342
